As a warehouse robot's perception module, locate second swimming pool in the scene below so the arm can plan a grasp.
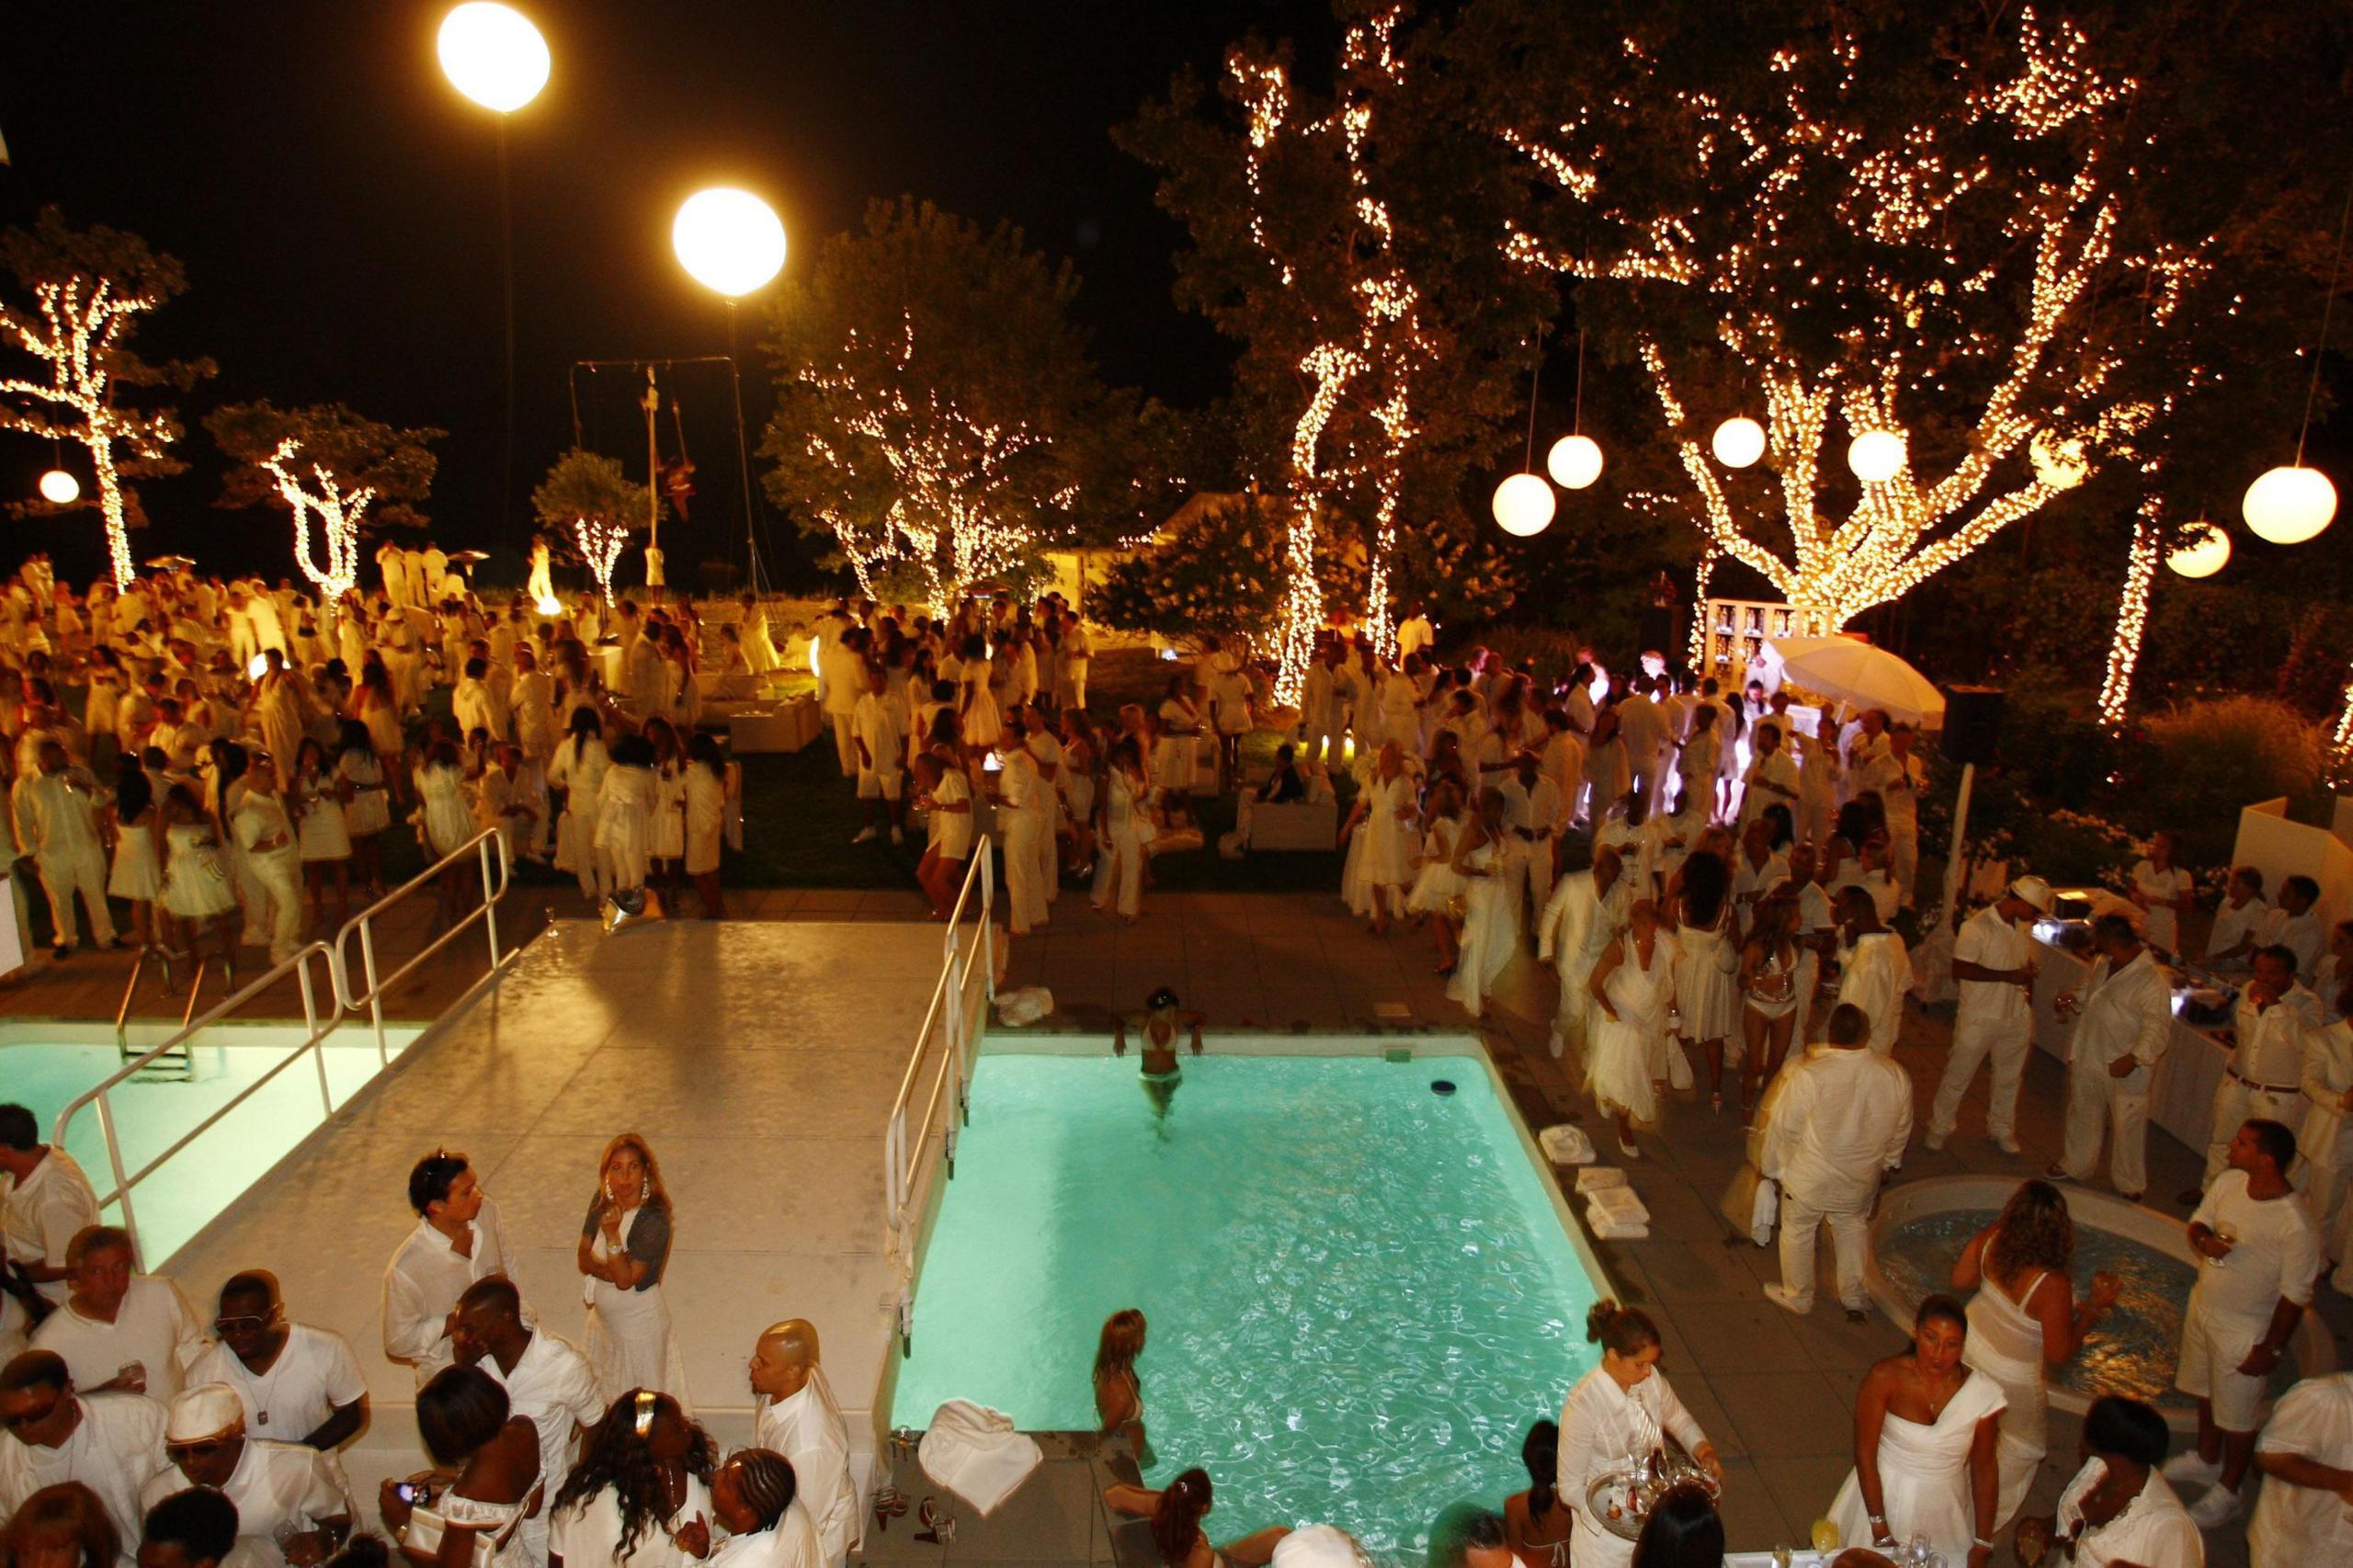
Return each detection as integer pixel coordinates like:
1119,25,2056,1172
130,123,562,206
887,1049,1604,1559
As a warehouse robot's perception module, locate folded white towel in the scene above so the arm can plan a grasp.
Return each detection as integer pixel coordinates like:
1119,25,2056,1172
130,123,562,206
1539,1124,1597,1165
1586,1214,1651,1240
1574,1165,1631,1193
1586,1186,1650,1221
918,1399,1042,1517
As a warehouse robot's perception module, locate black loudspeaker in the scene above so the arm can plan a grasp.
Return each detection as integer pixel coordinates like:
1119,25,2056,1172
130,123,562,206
1942,686,2006,767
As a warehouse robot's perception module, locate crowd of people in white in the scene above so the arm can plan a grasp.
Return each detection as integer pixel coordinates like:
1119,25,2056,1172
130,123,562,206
4,1119,851,1568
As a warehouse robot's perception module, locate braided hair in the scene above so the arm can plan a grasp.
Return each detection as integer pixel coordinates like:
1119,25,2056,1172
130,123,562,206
728,1450,800,1531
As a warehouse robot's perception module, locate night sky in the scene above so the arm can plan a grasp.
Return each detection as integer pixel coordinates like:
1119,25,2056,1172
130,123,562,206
0,1,1336,587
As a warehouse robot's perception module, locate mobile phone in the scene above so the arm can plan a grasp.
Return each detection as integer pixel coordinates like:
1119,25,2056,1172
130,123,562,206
394,1483,431,1506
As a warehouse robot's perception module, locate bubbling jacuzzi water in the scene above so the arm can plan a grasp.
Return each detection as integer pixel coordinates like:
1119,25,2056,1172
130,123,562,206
1874,1210,2296,1409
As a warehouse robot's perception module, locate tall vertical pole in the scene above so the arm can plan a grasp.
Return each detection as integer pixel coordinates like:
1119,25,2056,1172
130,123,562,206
726,301,767,595
496,118,517,539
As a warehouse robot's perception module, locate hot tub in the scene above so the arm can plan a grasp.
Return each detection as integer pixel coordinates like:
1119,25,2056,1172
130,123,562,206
1867,1176,2333,1431
884,1040,1608,1560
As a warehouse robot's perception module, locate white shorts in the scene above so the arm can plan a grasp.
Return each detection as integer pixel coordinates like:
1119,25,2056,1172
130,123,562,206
2176,1303,2271,1431
858,767,904,801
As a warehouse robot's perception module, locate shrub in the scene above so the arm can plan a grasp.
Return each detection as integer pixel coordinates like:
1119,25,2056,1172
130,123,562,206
2136,695,2328,868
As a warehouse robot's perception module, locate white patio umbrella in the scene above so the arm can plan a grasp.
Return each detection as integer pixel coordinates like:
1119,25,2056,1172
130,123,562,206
1764,635,1946,727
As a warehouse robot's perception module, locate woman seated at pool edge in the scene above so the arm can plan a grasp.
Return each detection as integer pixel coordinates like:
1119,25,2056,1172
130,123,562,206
1103,1468,1289,1567
1095,1309,1154,1468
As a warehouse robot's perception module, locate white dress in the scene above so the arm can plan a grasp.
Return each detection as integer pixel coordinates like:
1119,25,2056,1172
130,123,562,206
1589,931,1679,1123
108,809,164,901
649,762,687,862
1447,835,1516,1017
549,735,611,878
1406,816,1467,915
685,767,724,878
415,764,473,858
161,822,238,919
293,773,352,861
1359,772,1416,894
580,1198,691,1407
1826,1369,2007,1566
595,766,656,892
1153,699,1200,794
1963,1255,2054,1527
337,751,391,835
1674,904,1743,1045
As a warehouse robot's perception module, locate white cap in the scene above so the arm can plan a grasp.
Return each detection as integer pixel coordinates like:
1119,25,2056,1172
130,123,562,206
165,1382,245,1443
2008,875,2055,914
1271,1526,1370,1568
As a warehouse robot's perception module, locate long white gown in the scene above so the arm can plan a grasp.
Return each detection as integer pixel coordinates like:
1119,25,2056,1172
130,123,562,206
1962,1256,2054,1527
1092,769,1148,919
580,1198,691,1408
1826,1369,2007,1565
1447,836,1517,1017
1589,930,1680,1123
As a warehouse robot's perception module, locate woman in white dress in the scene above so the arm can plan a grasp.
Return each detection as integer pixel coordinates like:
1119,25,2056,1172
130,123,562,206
1948,1180,2123,1527
290,736,353,938
642,720,689,910
1826,1295,2007,1568
957,635,1002,752
1446,787,1516,1018
102,756,164,954
415,739,475,926
1058,711,1098,875
1093,737,1154,923
912,753,975,919
1586,899,1680,1158
596,733,659,899
995,736,1053,936
379,1366,541,1568
575,1136,692,1407
1556,1301,1725,1568
1340,742,1418,934
1407,779,1469,975
1735,892,1803,1117
683,735,726,920
1153,675,1204,813
550,1390,714,1568
1666,849,1742,1114
158,782,239,971
2128,831,2194,957
550,709,613,905
336,720,392,897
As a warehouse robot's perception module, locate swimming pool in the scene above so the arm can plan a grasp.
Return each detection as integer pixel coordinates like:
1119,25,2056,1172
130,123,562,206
886,1048,1605,1559
3,1020,425,1268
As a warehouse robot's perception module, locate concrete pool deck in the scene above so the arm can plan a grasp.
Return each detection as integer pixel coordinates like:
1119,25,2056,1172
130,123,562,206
40,885,2351,1565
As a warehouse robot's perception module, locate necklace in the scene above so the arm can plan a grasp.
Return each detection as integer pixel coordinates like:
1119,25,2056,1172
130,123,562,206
243,1334,291,1428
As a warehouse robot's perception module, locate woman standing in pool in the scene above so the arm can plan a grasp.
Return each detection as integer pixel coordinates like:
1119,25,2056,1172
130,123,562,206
1115,988,1202,1119
1825,1295,2006,1568
1102,1470,1289,1567
1556,1301,1724,1568
1948,1180,2123,1526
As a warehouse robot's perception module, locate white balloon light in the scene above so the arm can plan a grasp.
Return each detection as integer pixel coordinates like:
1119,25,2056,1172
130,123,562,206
437,3,551,114
673,188,789,298
2165,522,2231,579
1546,434,1604,490
247,653,271,681
535,595,563,617
37,469,78,505
2029,429,2087,491
1492,472,1556,537
1711,416,1766,469
1847,429,1907,483
2243,464,2338,545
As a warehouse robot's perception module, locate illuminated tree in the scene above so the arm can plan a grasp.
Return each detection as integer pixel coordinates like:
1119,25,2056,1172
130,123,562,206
1122,2,1552,700
532,449,662,606
1475,0,2339,639
208,402,442,614
0,209,211,588
761,199,1138,616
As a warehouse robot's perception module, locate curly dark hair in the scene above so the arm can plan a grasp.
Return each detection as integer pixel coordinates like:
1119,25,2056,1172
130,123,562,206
1987,1179,2076,1284
551,1392,716,1558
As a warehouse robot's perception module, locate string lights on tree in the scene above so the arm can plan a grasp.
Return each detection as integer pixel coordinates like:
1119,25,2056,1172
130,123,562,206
1496,9,2211,634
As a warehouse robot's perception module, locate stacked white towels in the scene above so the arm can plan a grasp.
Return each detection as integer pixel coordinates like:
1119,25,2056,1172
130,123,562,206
1574,1166,1630,1193
1584,1181,1651,1240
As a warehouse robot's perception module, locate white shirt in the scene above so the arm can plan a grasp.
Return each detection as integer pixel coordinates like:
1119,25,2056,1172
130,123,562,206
705,1506,824,1568
1861,751,1924,830
2211,893,2271,960
2261,906,2326,983
2056,1459,2202,1568
2232,984,2323,1088
31,1277,209,1403
2,1147,100,1303
25,769,105,858
0,1392,166,1565
2067,949,2174,1092
851,691,904,771
549,1471,711,1568
2250,1371,2353,1568
141,1437,356,1568
481,1328,605,1523
380,1201,508,1381
1762,1048,1914,1208
2302,1020,2353,1168
1499,775,1563,838
186,1323,367,1441
1954,905,2033,1032
1740,750,1799,826
1555,1364,1709,1568
1395,615,1434,657
1539,872,1627,973
1836,931,1911,1055
2188,1170,2319,1325
2131,860,2192,950
756,1368,857,1568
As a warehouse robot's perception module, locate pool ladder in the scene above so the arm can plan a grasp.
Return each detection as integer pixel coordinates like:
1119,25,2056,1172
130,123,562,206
113,947,217,1076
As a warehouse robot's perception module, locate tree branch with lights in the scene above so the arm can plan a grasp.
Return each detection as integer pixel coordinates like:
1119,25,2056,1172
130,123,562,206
0,208,211,588
532,448,662,606
208,401,441,616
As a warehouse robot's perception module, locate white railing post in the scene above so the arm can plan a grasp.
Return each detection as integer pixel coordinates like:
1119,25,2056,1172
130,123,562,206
92,1090,138,1262
363,925,387,1065
481,836,502,971
303,956,334,1116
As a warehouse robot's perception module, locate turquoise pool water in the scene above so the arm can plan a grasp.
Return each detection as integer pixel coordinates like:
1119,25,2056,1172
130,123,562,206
888,1052,1602,1559
5,1024,422,1267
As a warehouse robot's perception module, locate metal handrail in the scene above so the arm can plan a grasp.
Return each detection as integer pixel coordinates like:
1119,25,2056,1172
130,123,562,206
329,825,516,1064
51,943,341,1266
882,835,995,1348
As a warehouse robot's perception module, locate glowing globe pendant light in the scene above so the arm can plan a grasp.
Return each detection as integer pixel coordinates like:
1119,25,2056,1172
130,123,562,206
1492,472,1556,537
2243,465,2337,545
673,189,789,297
2165,522,2231,578
37,469,78,505
1711,417,1766,469
1547,434,1603,490
1847,430,1907,483
438,4,550,114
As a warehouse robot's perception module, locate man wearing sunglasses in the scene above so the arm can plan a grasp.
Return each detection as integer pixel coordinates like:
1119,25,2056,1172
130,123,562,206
185,1276,366,1453
139,1383,354,1568
0,1348,168,1564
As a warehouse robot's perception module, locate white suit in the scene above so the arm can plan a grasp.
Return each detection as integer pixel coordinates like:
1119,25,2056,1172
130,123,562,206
1763,1046,1913,1312
24,768,115,949
2203,983,2323,1185
1929,906,2037,1143
2056,949,2174,1196
1836,930,1911,1055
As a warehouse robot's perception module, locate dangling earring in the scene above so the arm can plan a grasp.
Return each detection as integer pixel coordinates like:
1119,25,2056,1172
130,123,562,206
640,1176,650,1202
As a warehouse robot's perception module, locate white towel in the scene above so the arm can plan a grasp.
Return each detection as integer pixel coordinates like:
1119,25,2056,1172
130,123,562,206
1539,1124,1597,1165
1586,1186,1650,1222
1585,1210,1652,1240
1574,1165,1631,1193
917,1399,1041,1517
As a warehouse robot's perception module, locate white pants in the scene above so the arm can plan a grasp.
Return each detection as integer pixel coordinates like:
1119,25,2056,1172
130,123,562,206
1505,836,1553,936
1889,825,1919,907
1303,710,1344,770
829,712,858,777
1929,1010,2032,1141
1092,829,1144,918
35,844,114,948
1789,949,1823,1051
1002,809,1051,933
2204,1075,2307,1185
1796,796,1835,853
2293,1146,2350,1255
1778,1186,1871,1312
1060,665,1088,711
1551,955,1597,1064
227,842,269,946
249,849,303,965
2060,1062,2151,1196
